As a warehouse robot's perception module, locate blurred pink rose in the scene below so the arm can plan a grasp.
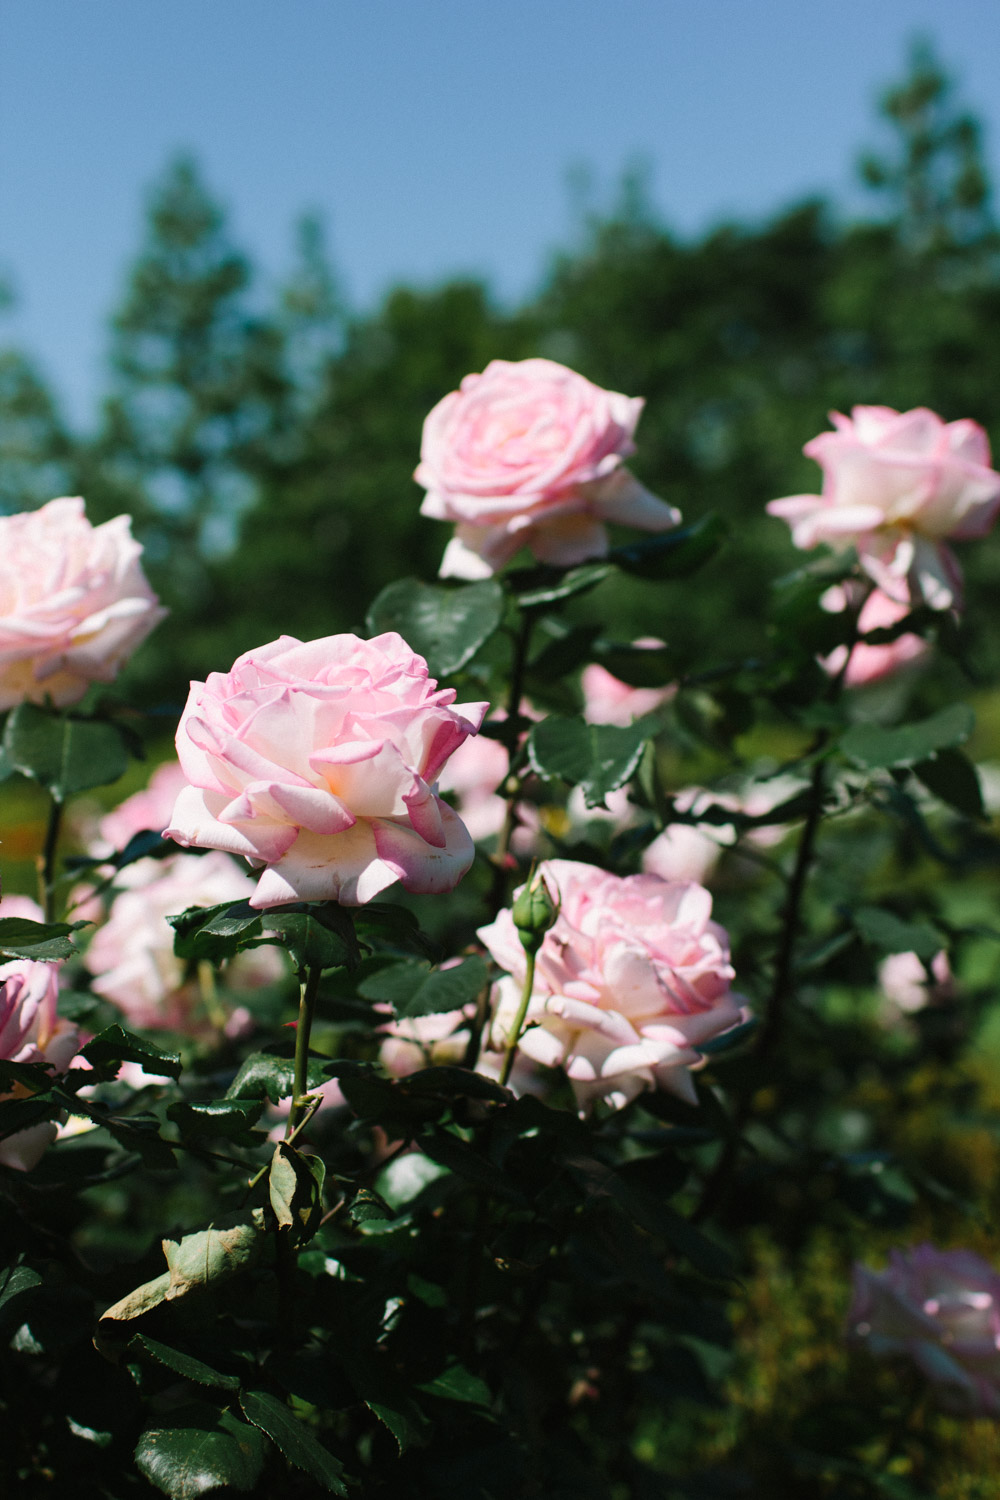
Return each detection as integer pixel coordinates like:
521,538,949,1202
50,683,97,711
379,1009,472,1079
95,761,188,855
878,950,954,1016
164,632,488,907
84,850,284,1032
0,894,80,1170
849,1245,1000,1415
581,639,673,726
479,859,746,1112
768,407,1000,609
0,497,165,709
821,586,929,686
642,780,796,887
416,358,681,579
436,730,510,843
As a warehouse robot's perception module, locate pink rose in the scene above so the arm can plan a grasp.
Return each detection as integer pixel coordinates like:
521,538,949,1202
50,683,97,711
581,639,674,727
878,950,954,1017
821,586,929,687
0,894,80,1170
84,851,285,1033
416,358,681,578
164,632,488,907
379,1008,471,1079
768,407,1000,608
478,859,746,1112
849,1246,1000,1416
0,497,165,709
94,761,189,855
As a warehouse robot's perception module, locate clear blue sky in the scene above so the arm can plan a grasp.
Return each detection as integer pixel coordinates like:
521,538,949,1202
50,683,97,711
2,0,999,428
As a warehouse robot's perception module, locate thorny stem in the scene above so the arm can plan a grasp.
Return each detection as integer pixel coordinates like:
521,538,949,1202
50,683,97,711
286,964,322,1139
37,795,63,924
498,949,537,1088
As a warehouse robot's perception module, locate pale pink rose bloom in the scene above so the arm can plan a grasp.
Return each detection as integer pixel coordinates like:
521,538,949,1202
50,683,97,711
379,1009,472,1079
849,1246,1000,1416
581,639,673,727
0,496,166,710
479,859,746,1113
642,781,796,887
164,632,488,908
768,407,1000,609
878,950,954,1016
84,850,284,1033
0,894,80,1171
95,761,189,855
821,586,929,686
416,358,681,579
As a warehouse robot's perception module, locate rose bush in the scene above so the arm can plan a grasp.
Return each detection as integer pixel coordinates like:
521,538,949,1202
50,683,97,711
84,851,283,1033
415,357,681,578
0,496,165,709
849,1246,1000,1416
767,406,1000,608
479,859,746,1111
164,631,488,906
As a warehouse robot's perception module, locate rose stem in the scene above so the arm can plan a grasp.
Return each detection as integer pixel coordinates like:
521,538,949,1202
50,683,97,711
498,947,537,1088
37,793,63,923
286,963,322,1139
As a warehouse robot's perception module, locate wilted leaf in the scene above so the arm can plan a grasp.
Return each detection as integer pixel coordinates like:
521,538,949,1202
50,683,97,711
268,1142,325,1242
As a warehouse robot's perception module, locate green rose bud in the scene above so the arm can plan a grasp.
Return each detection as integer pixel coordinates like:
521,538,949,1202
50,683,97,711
511,867,560,956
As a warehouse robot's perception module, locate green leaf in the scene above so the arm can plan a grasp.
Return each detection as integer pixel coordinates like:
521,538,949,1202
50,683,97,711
268,1141,325,1242
853,906,942,960
510,560,614,608
0,1058,54,1092
527,622,602,682
609,513,726,580
81,1024,182,1080
0,917,85,961
136,1404,267,1498
0,1090,57,1138
357,954,489,1018
161,1210,266,1300
416,1362,492,1406
127,1333,241,1391
528,714,650,807
266,905,360,972
422,1128,521,1201
168,901,264,964
166,1098,266,1141
592,641,676,688
913,747,984,818
2,702,129,798
366,576,504,678
239,1389,346,1494
0,1263,43,1336
840,704,975,769
226,1050,329,1104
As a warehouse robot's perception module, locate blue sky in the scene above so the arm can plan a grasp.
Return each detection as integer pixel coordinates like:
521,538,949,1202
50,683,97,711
2,0,999,427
